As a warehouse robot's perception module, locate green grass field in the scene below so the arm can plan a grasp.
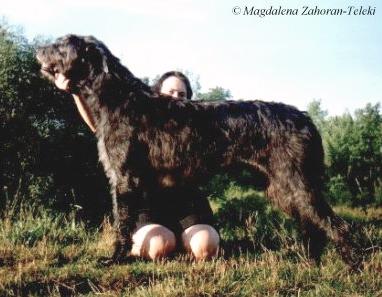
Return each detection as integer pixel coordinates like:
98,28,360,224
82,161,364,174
0,185,381,296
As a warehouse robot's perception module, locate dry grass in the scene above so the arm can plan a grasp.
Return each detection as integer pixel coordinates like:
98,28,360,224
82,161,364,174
0,200,381,296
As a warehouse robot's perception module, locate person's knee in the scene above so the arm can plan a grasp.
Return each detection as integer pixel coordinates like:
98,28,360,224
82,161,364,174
182,224,220,260
131,224,176,260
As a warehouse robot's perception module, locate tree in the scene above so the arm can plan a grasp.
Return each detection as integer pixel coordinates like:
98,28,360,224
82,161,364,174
0,23,109,222
307,100,382,206
198,86,231,101
0,23,46,203
325,104,382,206
307,99,328,134
350,104,382,204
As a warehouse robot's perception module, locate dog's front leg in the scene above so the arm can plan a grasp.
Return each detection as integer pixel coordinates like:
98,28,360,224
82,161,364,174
110,188,140,263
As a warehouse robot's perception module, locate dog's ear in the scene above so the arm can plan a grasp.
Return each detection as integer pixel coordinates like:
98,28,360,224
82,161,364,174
97,45,109,74
85,43,109,74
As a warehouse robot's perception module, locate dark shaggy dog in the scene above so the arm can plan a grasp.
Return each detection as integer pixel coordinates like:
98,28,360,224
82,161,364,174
36,35,361,269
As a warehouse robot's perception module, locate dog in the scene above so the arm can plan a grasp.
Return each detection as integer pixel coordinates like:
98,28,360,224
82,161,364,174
36,34,361,269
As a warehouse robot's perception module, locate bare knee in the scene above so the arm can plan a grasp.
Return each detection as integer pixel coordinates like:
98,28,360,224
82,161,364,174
131,224,176,260
182,224,220,260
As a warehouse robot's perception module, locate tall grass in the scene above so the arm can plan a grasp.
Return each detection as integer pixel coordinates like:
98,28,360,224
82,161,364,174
0,183,381,296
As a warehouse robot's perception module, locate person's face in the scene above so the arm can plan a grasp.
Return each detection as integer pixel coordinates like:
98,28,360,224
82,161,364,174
160,76,188,99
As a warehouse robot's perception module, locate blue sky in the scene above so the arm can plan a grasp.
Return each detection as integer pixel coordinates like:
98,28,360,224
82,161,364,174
2,0,381,115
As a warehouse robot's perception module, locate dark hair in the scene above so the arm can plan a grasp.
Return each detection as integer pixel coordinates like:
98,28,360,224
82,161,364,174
152,71,193,100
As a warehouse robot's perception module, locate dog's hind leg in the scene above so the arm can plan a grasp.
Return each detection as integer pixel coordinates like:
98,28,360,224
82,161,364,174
265,172,327,260
297,193,362,270
265,163,361,269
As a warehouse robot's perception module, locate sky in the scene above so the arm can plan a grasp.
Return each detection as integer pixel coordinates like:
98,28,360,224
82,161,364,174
1,0,381,115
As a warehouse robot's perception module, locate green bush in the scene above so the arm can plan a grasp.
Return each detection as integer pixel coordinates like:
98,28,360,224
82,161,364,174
326,175,352,205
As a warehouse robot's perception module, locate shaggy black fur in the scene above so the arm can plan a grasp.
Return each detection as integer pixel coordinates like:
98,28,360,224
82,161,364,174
36,35,361,269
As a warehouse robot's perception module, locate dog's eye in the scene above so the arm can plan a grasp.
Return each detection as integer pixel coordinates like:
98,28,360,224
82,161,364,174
41,65,57,75
42,66,52,74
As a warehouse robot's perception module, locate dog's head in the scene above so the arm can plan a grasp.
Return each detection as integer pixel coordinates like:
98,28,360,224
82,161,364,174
36,34,110,93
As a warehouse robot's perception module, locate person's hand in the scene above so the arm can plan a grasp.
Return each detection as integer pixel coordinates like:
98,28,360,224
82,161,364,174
54,73,70,92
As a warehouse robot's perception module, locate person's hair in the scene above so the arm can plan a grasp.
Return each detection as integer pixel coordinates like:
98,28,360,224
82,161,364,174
152,71,193,100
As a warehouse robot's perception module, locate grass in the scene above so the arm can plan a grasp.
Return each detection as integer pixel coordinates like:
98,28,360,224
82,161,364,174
0,185,381,296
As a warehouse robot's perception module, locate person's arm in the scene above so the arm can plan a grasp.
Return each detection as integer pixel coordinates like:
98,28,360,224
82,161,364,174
53,72,96,133
72,94,97,133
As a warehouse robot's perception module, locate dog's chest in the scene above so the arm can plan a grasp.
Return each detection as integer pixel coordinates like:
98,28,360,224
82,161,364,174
97,137,118,185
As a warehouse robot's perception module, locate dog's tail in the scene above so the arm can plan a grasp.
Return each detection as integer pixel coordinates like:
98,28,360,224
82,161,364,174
258,104,362,269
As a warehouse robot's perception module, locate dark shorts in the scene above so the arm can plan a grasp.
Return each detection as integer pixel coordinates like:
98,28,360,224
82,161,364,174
133,187,215,236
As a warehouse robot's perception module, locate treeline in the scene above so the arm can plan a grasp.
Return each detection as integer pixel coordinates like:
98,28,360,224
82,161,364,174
0,24,381,222
308,101,381,206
